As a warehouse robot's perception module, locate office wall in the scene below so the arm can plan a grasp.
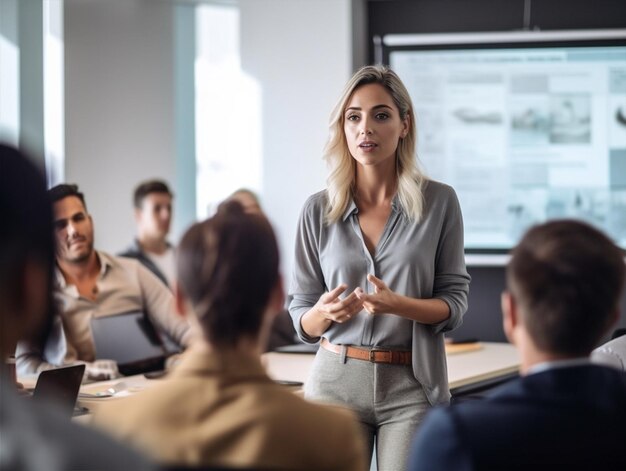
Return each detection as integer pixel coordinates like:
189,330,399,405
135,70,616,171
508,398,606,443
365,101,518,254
367,0,626,47
62,0,360,271
239,0,357,278
64,0,176,253
0,0,20,146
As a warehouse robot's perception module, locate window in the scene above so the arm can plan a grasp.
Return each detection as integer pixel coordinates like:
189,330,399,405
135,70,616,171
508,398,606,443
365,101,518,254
194,2,262,218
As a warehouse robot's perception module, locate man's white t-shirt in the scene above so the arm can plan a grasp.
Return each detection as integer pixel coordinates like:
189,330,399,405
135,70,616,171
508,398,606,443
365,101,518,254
146,247,176,287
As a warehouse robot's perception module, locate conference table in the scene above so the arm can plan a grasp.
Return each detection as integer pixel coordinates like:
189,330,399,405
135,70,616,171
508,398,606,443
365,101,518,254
74,341,520,415
264,341,520,396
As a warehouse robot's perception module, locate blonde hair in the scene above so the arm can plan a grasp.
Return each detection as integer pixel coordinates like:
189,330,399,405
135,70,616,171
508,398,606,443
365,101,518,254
323,65,427,223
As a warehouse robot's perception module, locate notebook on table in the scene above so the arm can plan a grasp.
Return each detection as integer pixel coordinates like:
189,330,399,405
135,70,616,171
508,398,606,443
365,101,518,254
273,343,319,354
32,364,86,417
90,311,175,376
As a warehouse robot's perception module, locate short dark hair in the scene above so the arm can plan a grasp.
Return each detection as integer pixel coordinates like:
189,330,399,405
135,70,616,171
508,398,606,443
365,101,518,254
176,200,280,347
48,183,87,210
507,220,625,356
0,143,57,350
133,180,172,209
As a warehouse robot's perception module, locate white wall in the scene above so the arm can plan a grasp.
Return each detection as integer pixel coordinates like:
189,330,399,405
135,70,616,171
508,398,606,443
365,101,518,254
64,0,176,253
62,0,358,275
239,0,354,279
0,0,19,146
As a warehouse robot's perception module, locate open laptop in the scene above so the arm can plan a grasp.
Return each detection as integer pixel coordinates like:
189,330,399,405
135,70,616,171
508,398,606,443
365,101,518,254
32,364,86,417
90,311,176,376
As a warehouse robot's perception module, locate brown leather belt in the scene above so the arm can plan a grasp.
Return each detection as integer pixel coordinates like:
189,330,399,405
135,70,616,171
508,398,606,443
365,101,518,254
321,338,412,366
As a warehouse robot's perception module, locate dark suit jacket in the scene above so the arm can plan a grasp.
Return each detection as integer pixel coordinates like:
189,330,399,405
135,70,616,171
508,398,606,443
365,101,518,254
408,364,626,471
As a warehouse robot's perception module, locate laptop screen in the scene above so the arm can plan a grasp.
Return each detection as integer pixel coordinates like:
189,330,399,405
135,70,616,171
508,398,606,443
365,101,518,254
33,364,85,417
90,311,169,374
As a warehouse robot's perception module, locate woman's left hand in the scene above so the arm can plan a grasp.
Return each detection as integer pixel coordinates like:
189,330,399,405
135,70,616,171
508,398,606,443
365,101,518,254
356,274,399,315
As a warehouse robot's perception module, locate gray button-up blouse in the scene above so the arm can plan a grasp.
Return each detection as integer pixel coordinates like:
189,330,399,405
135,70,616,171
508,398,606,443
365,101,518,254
288,179,470,405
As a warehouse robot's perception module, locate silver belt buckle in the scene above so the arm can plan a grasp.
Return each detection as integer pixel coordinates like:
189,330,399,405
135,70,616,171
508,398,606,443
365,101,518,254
368,348,385,363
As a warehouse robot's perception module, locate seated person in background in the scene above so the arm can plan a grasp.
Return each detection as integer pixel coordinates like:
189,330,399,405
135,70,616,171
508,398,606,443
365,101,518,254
591,328,626,371
94,201,367,471
119,179,175,288
227,188,299,351
0,143,154,471
227,187,263,214
16,184,194,380
409,220,626,471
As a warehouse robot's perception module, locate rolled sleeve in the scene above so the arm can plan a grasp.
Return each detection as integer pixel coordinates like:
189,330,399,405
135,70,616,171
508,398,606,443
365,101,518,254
16,315,68,375
137,263,195,347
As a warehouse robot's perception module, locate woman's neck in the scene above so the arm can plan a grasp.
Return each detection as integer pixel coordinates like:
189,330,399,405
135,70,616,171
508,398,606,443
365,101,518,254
354,164,396,206
195,335,262,358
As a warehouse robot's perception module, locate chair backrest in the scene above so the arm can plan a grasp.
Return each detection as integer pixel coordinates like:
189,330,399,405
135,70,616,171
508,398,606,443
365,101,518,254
611,328,626,340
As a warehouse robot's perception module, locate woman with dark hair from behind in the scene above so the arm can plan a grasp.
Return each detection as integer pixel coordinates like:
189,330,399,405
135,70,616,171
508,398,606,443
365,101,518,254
95,200,367,470
226,188,299,351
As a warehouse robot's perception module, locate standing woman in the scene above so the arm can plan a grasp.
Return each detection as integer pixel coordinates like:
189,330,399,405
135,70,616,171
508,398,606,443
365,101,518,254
288,65,470,470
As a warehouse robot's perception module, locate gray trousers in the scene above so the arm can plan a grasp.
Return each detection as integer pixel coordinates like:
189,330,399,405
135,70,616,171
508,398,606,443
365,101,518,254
305,346,430,471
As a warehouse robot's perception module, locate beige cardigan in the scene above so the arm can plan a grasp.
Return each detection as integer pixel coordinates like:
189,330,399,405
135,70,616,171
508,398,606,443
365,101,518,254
94,347,367,470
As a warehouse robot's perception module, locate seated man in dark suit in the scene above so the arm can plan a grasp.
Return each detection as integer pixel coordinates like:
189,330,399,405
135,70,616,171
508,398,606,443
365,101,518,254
409,219,626,470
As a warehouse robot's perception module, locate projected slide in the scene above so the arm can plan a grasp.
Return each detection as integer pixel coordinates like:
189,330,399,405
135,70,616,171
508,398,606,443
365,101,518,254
391,45,626,250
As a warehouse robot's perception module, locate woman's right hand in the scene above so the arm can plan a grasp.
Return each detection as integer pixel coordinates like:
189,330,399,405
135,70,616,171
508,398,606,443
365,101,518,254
300,284,363,338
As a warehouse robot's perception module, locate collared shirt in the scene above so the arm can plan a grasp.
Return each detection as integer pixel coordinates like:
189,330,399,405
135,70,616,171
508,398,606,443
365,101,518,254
16,251,193,374
288,180,470,405
528,357,592,375
591,335,626,371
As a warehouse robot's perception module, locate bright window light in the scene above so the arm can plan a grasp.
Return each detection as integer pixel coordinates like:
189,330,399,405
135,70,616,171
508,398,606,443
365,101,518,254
194,3,262,219
0,0,19,145
43,0,64,186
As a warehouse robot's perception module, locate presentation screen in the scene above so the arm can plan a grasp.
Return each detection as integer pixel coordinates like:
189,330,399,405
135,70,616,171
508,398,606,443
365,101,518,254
385,30,626,253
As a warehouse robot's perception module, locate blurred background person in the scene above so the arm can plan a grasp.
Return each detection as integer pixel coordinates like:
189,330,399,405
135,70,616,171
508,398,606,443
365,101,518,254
227,188,262,215
120,179,175,288
227,188,299,351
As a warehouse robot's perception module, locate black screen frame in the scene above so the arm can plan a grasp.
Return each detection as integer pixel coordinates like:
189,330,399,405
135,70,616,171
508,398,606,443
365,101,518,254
380,30,626,257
